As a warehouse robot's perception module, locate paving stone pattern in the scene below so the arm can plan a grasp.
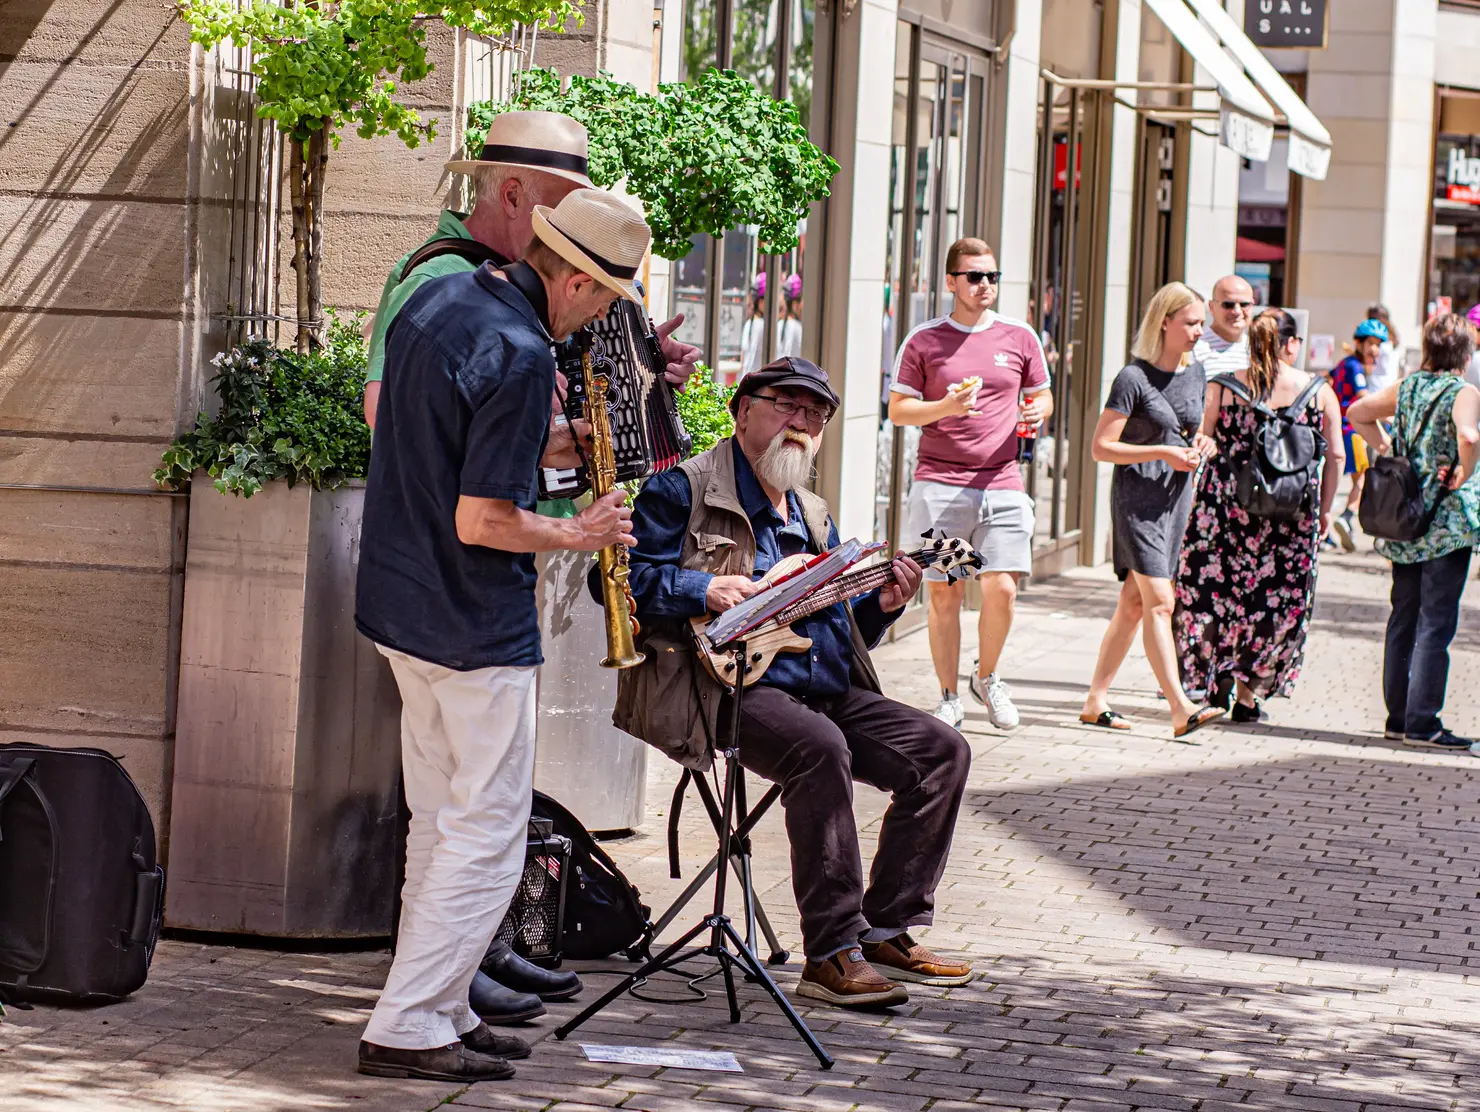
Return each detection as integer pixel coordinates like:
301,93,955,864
3,546,1478,1111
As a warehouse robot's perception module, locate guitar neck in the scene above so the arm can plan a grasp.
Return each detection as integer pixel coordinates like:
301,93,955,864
768,553,918,627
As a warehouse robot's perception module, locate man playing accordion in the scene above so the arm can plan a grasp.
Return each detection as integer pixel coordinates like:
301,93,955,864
609,358,976,1008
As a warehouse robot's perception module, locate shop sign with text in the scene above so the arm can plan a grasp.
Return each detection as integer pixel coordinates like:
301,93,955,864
1245,0,1327,48
1447,146,1480,205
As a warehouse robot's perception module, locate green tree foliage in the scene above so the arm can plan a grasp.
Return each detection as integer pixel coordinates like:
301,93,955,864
466,66,839,259
673,365,735,455
178,0,580,350
154,315,373,496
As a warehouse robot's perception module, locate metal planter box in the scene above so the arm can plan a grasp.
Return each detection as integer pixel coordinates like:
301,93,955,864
166,481,401,937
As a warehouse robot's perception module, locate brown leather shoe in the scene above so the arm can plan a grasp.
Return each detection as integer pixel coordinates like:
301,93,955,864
796,946,909,1008
861,932,974,986
357,1040,515,1081
459,1021,531,1060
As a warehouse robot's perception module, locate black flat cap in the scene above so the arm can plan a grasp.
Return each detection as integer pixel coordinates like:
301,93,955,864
729,356,841,416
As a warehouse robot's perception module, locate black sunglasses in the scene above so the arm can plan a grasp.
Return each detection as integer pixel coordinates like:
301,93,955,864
1219,299,1253,310
948,270,1001,285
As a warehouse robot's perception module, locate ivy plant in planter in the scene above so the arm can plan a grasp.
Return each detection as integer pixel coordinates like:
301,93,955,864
178,0,580,352
466,67,839,259
154,315,372,497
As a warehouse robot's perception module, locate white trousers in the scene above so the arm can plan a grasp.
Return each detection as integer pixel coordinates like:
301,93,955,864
363,645,537,1050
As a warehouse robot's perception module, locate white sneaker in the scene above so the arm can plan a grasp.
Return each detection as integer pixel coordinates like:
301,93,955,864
970,670,1019,730
931,692,964,730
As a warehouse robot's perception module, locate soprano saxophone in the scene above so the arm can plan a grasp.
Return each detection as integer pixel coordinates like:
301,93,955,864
581,349,646,669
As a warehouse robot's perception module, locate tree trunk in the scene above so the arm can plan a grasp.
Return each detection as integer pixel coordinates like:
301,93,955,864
286,126,330,354
288,137,313,354
307,125,328,350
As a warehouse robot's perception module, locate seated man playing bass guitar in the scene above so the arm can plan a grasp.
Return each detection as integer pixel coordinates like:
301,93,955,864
607,356,975,1008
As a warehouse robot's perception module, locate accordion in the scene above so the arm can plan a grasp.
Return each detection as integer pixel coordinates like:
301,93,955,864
538,299,693,500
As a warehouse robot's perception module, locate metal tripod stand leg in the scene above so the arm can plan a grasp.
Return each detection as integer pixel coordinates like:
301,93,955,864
554,639,831,1069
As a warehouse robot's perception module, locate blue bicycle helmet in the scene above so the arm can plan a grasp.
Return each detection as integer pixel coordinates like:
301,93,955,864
1354,319,1389,342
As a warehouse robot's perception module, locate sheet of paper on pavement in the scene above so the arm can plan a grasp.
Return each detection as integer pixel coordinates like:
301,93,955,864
580,1044,743,1072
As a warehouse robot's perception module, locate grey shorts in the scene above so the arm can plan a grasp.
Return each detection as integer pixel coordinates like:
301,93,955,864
904,481,1035,579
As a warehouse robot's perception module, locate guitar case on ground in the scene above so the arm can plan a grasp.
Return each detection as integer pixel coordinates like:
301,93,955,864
0,744,165,1004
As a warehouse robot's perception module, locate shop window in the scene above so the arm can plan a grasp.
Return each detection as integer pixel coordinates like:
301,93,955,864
875,20,989,551
673,0,816,382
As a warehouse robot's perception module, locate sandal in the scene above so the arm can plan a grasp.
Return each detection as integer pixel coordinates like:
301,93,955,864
1172,704,1226,741
1079,710,1133,731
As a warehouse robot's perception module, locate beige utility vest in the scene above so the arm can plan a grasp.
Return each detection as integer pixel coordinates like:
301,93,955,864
612,438,883,769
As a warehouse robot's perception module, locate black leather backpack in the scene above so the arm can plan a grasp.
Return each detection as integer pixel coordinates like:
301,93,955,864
1360,377,1463,542
1211,373,1326,521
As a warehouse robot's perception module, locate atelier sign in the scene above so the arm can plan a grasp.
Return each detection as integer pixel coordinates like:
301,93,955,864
1244,0,1328,48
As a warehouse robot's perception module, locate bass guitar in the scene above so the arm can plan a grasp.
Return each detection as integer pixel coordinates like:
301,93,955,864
691,532,983,686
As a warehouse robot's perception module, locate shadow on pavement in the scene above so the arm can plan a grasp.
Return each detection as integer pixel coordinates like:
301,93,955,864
967,753,1480,975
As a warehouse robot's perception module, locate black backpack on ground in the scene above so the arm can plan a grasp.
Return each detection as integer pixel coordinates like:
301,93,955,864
1360,377,1464,542
1210,373,1327,521
0,744,165,1004
530,790,652,961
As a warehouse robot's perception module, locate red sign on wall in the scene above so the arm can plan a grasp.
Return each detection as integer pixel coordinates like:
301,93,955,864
1053,142,1082,191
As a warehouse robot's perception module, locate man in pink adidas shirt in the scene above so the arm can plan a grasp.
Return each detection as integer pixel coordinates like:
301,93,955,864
888,237,1052,732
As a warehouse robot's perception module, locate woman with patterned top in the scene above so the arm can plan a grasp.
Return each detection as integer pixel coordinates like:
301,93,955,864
1348,313,1480,751
1173,310,1344,723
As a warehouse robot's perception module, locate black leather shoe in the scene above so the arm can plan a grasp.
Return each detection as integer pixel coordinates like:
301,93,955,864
358,1040,514,1081
481,942,583,1002
459,1021,531,1060
469,969,545,1025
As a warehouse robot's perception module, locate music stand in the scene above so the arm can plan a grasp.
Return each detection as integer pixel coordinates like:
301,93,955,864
554,638,834,1069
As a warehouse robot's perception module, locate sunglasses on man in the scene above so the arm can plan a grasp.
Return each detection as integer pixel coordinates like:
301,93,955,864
948,270,1002,286
1219,299,1253,311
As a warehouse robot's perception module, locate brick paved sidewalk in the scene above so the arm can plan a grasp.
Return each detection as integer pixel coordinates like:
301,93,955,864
4,545,1479,1112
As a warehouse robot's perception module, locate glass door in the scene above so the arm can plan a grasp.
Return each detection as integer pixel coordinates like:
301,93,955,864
876,25,987,561
1028,77,1105,562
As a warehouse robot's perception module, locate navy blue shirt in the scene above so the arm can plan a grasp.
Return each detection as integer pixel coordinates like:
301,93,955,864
620,440,898,698
356,265,554,669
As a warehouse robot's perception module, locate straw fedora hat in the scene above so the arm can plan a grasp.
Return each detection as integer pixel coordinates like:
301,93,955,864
444,110,594,187
531,189,651,304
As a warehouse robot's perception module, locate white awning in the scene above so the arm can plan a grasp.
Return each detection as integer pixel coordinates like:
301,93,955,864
1182,0,1332,180
1142,0,1275,163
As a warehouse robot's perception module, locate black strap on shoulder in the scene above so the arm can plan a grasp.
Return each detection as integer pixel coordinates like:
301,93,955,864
1209,372,1275,417
398,237,509,282
1397,376,1463,457
1283,376,1326,417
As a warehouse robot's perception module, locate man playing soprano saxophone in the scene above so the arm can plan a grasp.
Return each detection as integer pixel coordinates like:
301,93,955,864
354,189,651,1084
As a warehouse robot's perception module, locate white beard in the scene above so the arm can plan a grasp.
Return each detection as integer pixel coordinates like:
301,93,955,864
753,430,817,492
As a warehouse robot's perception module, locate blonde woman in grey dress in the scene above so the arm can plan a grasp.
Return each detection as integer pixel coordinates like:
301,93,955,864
1079,282,1226,741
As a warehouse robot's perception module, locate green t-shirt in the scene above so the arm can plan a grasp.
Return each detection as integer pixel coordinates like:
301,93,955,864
369,210,576,519
366,209,484,385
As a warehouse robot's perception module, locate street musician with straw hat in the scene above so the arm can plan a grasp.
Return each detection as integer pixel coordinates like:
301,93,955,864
354,189,652,1084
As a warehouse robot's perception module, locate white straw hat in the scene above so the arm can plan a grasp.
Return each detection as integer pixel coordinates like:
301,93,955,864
444,110,594,187
531,189,651,304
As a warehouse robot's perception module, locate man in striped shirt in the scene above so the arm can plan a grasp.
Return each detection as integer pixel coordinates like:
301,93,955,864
1191,275,1253,375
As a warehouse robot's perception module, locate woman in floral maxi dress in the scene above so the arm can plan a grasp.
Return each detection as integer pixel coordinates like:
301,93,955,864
1175,310,1344,721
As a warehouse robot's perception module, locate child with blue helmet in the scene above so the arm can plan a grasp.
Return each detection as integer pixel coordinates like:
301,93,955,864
1328,318,1389,550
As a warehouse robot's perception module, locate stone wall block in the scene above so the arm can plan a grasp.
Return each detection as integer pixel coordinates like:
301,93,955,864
0,313,185,439
0,488,179,571
0,197,187,314
0,64,190,199
0,0,192,68
0,564,175,739
0,439,176,499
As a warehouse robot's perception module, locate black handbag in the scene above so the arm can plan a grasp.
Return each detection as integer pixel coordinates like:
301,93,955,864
0,744,165,1004
1210,373,1326,521
1359,378,1463,543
